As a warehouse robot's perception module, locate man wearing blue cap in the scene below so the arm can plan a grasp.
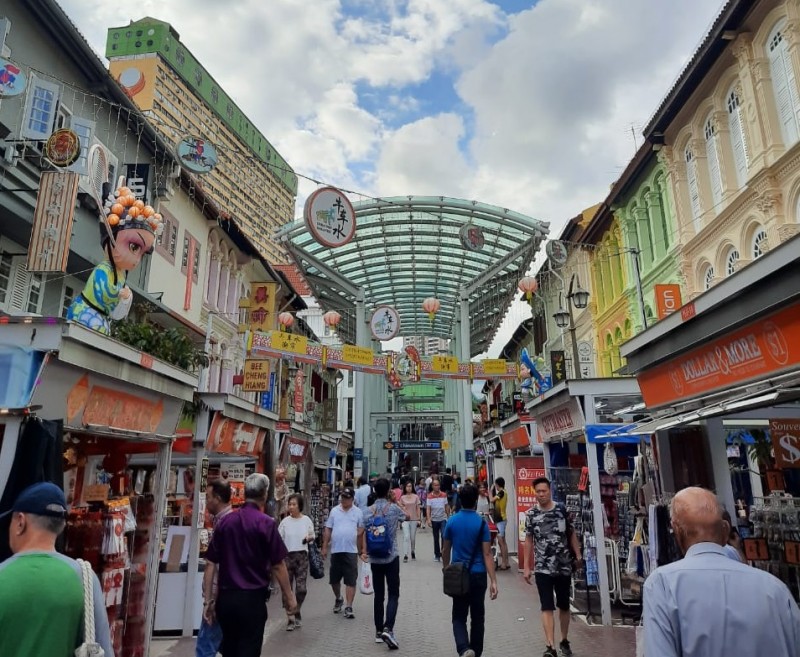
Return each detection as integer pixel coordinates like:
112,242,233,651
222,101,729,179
0,482,113,657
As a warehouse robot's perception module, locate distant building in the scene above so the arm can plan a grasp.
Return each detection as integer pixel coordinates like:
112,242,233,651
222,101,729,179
402,335,449,356
105,17,297,263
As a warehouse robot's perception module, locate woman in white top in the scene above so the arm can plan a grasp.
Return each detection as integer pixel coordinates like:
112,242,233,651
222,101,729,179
278,493,316,631
398,481,421,562
476,481,491,515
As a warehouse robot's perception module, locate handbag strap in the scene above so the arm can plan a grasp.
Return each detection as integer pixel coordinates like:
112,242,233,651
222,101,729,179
466,519,486,572
78,559,96,644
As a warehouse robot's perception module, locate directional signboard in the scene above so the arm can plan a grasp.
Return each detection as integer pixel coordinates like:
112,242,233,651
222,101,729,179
382,441,449,451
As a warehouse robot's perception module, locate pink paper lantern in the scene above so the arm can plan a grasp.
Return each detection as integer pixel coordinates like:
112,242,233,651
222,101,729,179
518,276,538,302
323,310,341,327
278,312,295,331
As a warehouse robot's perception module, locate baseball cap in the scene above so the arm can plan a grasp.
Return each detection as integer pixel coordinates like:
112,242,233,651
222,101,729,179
340,487,355,499
12,482,68,518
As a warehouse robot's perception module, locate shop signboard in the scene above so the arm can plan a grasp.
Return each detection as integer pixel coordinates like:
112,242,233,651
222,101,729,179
27,171,80,273
248,282,278,333
370,306,400,341
536,398,585,443
293,369,305,423
637,300,800,408
550,350,566,384
205,412,266,457
81,383,164,433
288,436,309,463
655,284,682,320
769,419,800,469
242,359,270,392
303,186,356,248
482,359,508,376
342,344,374,367
501,426,530,450
483,436,502,456
432,355,459,374
514,456,546,569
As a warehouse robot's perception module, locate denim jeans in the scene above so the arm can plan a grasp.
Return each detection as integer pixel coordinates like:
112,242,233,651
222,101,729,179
370,557,401,632
432,520,445,559
451,571,488,657
401,520,418,557
195,618,223,657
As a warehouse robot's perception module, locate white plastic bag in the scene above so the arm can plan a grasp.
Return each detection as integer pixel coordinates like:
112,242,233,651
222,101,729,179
635,623,645,657
359,560,374,595
604,443,619,475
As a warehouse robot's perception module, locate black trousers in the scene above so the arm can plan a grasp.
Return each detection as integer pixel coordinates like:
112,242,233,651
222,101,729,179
216,588,269,657
371,557,401,632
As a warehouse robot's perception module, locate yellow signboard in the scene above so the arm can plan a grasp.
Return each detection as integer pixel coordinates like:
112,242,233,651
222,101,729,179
482,359,508,376
248,282,278,333
270,331,308,355
442,441,450,449
432,355,459,373
242,359,270,392
342,344,374,367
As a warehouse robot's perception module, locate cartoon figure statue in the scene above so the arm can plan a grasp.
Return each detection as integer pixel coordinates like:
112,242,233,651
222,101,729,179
67,178,163,334
519,348,546,399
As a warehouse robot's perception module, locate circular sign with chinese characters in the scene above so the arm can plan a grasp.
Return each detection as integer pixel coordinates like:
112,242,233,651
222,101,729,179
304,186,357,248
370,305,400,341
45,129,81,167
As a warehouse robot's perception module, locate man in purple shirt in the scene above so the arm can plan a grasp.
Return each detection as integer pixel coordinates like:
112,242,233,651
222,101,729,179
203,473,297,657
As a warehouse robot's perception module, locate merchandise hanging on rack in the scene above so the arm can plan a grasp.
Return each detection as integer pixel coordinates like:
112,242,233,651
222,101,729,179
747,495,800,602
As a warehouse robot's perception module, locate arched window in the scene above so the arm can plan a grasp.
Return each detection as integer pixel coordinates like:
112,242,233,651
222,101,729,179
685,144,702,229
704,117,723,208
727,87,749,186
725,248,740,276
768,21,800,146
703,265,715,290
655,175,671,251
752,228,768,259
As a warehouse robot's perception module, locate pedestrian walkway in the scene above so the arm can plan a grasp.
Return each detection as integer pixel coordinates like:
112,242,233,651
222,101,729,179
150,529,634,657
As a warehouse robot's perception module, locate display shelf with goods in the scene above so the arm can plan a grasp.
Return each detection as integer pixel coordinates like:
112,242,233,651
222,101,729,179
61,434,169,657
747,495,800,602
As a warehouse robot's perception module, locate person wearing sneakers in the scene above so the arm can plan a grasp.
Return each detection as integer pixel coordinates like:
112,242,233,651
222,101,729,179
442,483,499,657
278,494,315,631
398,480,421,562
489,477,510,570
523,477,582,657
322,486,365,619
362,478,409,649
426,478,449,561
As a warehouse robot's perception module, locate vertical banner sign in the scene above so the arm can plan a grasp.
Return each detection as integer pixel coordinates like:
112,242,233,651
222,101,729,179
197,457,209,528
514,456,546,570
248,282,278,333
769,419,800,469
550,350,566,384
293,369,305,423
125,163,151,203
655,284,683,320
27,171,80,273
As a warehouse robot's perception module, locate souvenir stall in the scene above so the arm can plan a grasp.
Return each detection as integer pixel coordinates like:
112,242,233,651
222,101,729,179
0,319,194,657
152,392,273,637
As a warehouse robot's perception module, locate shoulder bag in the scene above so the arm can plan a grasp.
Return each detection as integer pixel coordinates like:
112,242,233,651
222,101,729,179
75,559,105,657
443,520,486,597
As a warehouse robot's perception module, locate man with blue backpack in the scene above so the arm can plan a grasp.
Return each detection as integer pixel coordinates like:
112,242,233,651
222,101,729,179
361,478,409,650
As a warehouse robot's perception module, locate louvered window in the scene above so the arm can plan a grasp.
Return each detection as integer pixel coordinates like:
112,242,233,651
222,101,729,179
727,89,749,187
703,266,715,291
725,249,740,277
768,23,800,146
685,145,702,229
704,119,723,209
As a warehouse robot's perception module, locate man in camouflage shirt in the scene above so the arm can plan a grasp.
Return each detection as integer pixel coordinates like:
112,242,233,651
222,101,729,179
523,477,582,657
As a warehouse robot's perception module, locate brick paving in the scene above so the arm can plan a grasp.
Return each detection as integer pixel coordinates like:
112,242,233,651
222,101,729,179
150,529,635,657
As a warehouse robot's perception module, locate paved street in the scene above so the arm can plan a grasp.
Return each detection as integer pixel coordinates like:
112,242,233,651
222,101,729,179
150,528,635,657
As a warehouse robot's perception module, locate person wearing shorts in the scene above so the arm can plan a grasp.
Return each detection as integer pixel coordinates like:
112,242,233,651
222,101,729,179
523,477,582,657
489,477,510,569
322,487,365,619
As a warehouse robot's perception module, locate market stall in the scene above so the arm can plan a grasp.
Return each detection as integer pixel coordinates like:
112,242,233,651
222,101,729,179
0,319,195,657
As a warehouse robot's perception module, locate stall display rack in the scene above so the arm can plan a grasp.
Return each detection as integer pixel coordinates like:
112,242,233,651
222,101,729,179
749,495,800,602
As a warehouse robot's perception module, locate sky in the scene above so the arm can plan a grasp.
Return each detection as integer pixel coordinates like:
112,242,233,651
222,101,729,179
59,0,724,356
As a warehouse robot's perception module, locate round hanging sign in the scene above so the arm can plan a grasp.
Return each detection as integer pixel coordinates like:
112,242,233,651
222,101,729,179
0,59,26,97
175,135,218,174
459,223,485,251
370,305,400,341
546,239,568,267
45,128,81,167
304,186,357,248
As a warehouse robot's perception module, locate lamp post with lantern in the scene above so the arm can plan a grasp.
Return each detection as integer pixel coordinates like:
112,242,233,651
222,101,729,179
552,274,590,380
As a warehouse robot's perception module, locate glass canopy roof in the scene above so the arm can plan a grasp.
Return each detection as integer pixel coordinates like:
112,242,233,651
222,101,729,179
280,196,549,357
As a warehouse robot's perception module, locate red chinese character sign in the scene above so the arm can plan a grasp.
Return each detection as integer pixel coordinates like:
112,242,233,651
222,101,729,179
304,186,356,248
67,177,164,334
514,456,546,570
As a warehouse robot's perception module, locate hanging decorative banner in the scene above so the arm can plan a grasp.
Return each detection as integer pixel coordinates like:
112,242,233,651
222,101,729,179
342,344,375,367
304,186,356,248
247,282,278,332
459,223,485,251
0,59,26,97
482,359,508,376
45,128,82,167
432,355,459,374
293,369,305,423
175,135,218,174
269,331,308,355
27,171,80,273
370,305,400,341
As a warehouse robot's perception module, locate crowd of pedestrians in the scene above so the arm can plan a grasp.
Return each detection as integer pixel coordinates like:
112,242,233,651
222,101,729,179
3,471,800,657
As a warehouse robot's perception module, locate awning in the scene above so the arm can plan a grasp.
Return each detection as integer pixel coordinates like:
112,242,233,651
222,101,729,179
585,424,652,444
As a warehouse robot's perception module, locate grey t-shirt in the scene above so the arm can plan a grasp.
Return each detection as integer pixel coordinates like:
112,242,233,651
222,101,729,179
362,499,406,564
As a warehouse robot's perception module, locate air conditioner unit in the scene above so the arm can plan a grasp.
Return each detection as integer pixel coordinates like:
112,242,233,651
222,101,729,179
78,138,118,210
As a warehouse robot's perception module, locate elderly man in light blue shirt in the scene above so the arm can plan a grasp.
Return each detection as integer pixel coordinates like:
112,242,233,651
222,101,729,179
644,487,800,657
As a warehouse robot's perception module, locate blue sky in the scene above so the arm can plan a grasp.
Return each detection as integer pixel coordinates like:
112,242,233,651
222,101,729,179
60,0,724,354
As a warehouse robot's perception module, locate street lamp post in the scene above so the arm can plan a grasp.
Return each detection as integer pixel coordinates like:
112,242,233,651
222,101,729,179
553,274,590,380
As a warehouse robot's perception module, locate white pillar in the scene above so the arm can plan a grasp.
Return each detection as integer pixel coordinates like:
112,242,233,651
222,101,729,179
353,290,367,479
584,396,612,626
459,292,475,478
705,418,736,515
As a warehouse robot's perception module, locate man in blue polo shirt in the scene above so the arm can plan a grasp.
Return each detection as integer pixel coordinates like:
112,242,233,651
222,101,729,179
442,483,498,657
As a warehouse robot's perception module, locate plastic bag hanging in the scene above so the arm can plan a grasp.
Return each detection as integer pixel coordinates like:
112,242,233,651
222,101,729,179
603,442,619,475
